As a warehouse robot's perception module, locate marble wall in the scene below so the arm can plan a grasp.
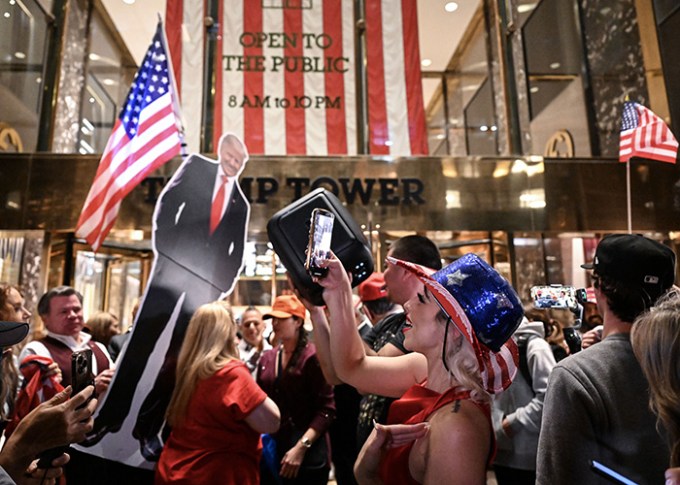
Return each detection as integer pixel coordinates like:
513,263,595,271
579,0,648,157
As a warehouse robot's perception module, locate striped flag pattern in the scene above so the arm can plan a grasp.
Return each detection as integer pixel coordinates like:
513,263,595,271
166,0,428,156
76,22,182,252
365,0,428,155
619,101,678,164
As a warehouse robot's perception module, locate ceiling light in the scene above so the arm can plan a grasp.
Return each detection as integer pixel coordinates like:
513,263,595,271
102,78,116,86
9,0,15,4
14,52,25,59
123,0,136,4
3,12,9,18
517,3,537,14
89,53,101,61
421,58,432,67
549,62,561,69
530,86,539,93
444,2,459,12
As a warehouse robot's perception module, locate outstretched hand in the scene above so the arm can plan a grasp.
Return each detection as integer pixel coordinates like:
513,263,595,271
14,385,97,450
310,252,352,293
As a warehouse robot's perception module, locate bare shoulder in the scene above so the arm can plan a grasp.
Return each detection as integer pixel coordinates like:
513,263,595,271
419,399,490,484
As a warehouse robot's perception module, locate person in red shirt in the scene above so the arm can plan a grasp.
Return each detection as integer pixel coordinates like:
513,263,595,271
156,302,280,485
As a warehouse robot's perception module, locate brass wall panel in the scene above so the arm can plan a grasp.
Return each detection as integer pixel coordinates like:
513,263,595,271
1,153,679,239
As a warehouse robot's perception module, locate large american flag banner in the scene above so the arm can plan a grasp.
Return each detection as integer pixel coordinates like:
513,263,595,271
76,22,182,252
166,0,428,156
619,101,678,164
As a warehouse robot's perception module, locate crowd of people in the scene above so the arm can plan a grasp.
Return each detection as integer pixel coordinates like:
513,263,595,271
0,232,678,484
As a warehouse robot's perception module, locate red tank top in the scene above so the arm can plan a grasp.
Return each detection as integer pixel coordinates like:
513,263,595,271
378,384,494,484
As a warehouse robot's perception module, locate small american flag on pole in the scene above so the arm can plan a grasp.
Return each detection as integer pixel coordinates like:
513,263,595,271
619,101,678,164
76,21,182,251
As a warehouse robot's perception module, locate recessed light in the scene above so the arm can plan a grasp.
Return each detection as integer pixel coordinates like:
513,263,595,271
421,58,432,67
89,97,95,103
123,0,136,4
3,12,9,18
530,86,539,93
549,62,561,69
9,0,15,5
14,51,26,59
102,78,116,86
444,2,459,12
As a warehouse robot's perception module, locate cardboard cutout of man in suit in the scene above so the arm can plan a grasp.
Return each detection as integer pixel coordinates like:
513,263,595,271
83,133,250,462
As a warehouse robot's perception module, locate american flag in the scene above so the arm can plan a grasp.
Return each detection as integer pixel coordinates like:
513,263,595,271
76,22,182,252
619,101,678,164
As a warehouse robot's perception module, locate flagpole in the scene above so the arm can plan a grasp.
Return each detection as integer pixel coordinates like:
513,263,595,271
157,13,187,158
626,159,632,233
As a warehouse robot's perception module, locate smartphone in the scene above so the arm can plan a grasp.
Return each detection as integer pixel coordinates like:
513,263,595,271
590,460,639,485
71,348,95,398
531,285,577,310
305,208,335,277
36,349,95,468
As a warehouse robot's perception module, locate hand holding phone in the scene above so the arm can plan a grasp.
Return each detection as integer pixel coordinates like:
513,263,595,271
305,208,335,278
36,349,95,468
531,285,578,310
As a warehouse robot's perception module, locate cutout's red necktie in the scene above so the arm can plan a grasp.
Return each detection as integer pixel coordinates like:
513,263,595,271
210,175,228,235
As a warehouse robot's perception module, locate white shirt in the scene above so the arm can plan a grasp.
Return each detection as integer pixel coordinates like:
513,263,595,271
20,331,113,376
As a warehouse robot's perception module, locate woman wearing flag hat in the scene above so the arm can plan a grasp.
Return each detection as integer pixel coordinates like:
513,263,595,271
315,253,523,484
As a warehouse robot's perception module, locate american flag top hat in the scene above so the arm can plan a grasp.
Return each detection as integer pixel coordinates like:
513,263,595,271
387,253,523,394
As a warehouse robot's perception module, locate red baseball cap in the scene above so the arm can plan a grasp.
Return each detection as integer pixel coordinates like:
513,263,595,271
263,295,306,321
358,273,387,302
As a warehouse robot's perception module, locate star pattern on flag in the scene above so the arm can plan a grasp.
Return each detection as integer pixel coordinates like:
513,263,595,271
447,270,469,287
121,38,172,139
495,293,515,310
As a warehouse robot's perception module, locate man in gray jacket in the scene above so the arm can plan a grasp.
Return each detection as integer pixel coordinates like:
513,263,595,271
493,313,556,484
537,234,676,484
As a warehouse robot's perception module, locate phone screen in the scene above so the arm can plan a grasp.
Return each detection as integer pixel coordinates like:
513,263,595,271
590,460,639,485
531,285,577,309
305,208,335,277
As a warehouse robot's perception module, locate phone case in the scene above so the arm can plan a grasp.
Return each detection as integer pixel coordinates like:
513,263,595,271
267,188,374,306
305,208,335,277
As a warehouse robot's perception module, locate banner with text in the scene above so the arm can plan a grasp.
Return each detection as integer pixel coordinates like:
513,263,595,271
166,0,428,156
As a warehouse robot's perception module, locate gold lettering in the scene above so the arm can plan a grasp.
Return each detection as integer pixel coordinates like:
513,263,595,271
0,123,24,153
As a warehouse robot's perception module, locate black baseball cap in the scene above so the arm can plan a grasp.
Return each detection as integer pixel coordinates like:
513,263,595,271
581,234,676,299
0,322,29,347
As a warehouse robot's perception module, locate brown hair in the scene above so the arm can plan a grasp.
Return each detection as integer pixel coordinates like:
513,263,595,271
85,311,119,346
0,284,22,420
632,290,680,466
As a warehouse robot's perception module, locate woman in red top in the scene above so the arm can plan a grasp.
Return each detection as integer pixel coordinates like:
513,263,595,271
316,253,523,484
156,302,280,485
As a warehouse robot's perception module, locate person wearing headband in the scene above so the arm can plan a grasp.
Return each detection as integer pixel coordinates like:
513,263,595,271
316,252,523,484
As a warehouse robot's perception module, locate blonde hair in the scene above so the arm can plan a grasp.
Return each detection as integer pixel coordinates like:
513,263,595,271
86,311,118,346
166,302,239,427
632,290,680,466
439,311,489,403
